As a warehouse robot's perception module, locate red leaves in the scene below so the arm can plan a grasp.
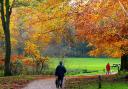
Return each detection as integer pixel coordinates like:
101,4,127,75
23,59,33,66
11,55,24,63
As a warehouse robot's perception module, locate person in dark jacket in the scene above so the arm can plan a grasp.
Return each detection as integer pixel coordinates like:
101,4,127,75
55,61,66,88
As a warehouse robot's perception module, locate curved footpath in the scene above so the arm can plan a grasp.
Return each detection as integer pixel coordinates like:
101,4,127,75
22,73,117,89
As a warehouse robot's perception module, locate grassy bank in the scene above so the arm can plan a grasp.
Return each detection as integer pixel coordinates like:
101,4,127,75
48,58,120,75
0,58,121,76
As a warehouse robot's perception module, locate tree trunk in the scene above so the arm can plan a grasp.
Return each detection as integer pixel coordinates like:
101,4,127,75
4,0,12,76
0,0,12,76
120,54,128,71
4,28,12,76
40,62,44,74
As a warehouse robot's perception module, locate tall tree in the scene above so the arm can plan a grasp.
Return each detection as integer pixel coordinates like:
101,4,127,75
75,0,128,70
0,0,73,76
0,0,14,76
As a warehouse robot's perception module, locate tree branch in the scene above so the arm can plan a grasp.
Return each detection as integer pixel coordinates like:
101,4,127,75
41,29,59,34
9,0,15,15
118,0,128,16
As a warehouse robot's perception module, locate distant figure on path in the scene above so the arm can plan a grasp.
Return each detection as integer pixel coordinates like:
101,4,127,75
106,63,110,75
55,61,66,88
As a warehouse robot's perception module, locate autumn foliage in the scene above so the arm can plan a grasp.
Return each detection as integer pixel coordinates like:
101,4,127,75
75,0,128,57
0,0,128,75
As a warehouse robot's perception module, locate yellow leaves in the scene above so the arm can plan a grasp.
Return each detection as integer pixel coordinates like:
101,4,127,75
29,32,51,49
0,0,72,62
41,0,67,9
12,0,72,47
106,29,117,35
24,40,49,63
11,38,18,48
24,41,38,55
39,56,49,63
34,51,41,60
24,40,49,66
42,34,51,44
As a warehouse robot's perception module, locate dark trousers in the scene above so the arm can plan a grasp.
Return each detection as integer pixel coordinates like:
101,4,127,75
56,76,64,88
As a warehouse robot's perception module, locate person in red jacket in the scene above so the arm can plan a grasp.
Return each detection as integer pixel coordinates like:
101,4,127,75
106,63,110,75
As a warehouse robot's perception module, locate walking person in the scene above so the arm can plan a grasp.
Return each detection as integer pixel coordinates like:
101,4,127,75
55,61,66,88
106,63,111,75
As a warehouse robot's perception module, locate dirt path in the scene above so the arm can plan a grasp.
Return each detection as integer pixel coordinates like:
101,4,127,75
22,78,64,89
22,73,117,89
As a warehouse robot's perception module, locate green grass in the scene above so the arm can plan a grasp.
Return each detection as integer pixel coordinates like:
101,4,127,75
66,81,128,89
100,82,128,89
81,81,128,89
48,58,120,75
65,75,128,89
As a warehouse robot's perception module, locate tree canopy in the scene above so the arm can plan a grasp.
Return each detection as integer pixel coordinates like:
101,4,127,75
75,0,128,57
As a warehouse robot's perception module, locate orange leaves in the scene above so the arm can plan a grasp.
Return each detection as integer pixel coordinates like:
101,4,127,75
11,55,24,63
11,55,18,63
88,48,103,57
91,14,100,22
23,59,34,66
75,0,128,57
24,60,31,65
6,0,73,60
12,1,72,52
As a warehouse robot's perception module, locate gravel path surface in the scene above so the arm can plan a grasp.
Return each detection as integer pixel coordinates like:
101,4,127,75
22,78,64,89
